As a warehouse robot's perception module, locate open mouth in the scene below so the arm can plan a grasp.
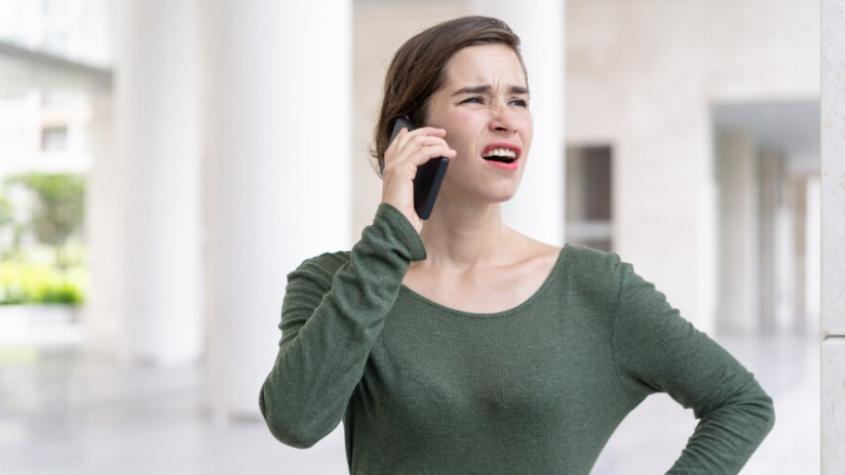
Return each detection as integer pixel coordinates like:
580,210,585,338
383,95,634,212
481,150,520,170
481,144,521,165
482,155,518,164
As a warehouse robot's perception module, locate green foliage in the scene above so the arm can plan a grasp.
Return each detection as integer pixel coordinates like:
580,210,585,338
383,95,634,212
0,172,88,306
0,261,86,305
0,195,11,228
4,172,85,251
0,195,23,261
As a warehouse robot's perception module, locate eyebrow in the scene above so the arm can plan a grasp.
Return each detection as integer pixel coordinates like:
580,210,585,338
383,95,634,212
451,84,530,97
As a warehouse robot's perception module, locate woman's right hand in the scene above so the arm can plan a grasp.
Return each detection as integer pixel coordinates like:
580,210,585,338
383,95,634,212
380,126,456,234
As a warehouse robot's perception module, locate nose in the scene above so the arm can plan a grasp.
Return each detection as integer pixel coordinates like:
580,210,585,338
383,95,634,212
488,101,518,134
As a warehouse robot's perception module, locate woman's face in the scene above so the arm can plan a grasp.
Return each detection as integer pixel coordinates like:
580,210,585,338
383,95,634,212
424,43,532,204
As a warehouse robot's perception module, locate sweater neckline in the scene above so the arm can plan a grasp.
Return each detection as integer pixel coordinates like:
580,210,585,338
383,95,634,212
399,243,569,319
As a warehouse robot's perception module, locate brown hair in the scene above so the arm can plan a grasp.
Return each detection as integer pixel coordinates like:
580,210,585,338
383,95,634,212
368,15,527,178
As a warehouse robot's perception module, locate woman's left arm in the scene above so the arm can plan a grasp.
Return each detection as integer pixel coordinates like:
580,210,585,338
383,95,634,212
610,254,776,475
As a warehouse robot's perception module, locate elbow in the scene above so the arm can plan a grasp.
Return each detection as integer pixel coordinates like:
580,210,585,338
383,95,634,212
266,416,321,449
745,389,776,437
259,385,322,449
760,394,776,434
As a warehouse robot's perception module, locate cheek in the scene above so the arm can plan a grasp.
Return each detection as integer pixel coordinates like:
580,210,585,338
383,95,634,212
520,114,533,142
452,108,479,124
520,110,533,128
448,110,483,152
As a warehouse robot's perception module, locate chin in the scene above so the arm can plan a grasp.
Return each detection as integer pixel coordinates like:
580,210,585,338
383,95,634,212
482,187,519,203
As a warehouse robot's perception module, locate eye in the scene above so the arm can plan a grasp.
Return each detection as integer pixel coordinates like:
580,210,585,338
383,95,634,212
461,96,528,107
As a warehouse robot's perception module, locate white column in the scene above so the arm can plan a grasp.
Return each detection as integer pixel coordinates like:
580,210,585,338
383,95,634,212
821,0,845,472
715,129,759,335
201,0,353,417
790,174,808,334
758,149,785,334
468,0,566,246
805,175,821,335
116,0,202,365
83,91,126,357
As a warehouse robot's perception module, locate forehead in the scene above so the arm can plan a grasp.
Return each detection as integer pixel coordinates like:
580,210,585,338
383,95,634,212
443,44,526,88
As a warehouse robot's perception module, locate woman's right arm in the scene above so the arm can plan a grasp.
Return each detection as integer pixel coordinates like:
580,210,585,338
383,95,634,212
260,124,453,448
258,201,427,448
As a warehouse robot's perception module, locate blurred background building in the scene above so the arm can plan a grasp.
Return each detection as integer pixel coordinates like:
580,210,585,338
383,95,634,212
0,0,840,474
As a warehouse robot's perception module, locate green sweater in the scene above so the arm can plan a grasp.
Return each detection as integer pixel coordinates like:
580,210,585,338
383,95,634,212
259,202,775,474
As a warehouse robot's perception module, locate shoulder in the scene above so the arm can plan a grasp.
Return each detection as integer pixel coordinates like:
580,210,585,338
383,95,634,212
512,229,619,275
562,243,623,270
286,250,352,287
560,243,626,302
513,233,624,292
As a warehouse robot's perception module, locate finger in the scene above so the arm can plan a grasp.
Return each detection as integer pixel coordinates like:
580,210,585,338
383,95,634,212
414,144,456,163
398,127,446,147
400,136,450,157
416,127,447,137
390,127,447,160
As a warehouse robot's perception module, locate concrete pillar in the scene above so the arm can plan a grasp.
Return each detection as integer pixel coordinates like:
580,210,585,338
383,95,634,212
83,91,126,357
715,129,759,335
468,0,566,246
821,0,845,472
201,0,353,417
790,174,808,334
758,148,789,334
116,0,202,365
805,175,821,335
775,154,795,334
615,88,715,334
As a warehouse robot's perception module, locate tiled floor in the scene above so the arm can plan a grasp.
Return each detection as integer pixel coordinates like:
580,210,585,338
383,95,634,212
0,333,819,474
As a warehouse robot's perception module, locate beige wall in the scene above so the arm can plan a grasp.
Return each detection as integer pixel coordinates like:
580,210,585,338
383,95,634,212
565,0,819,331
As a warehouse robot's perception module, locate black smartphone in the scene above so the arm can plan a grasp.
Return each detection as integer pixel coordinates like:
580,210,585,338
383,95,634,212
387,115,450,220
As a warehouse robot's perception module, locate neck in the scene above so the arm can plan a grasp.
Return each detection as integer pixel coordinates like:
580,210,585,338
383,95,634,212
416,195,514,273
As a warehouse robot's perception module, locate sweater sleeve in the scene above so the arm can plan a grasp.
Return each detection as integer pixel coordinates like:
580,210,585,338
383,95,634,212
610,254,775,474
259,202,426,448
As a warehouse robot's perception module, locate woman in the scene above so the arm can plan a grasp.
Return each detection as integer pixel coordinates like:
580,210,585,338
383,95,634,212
259,15,775,474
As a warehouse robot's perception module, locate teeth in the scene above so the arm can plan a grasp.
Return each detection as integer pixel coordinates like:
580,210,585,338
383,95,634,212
482,147,517,158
